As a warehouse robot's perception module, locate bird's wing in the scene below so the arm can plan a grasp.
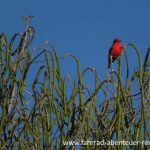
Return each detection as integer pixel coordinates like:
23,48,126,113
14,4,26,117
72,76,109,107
108,47,112,69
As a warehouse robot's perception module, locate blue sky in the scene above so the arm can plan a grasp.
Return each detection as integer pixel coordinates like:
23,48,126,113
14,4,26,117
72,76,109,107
1,0,150,94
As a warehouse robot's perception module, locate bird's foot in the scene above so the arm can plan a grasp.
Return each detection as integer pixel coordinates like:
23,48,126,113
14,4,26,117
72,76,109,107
111,68,114,72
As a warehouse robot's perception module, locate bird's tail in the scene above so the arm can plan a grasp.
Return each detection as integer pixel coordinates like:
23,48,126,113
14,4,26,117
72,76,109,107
108,63,111,69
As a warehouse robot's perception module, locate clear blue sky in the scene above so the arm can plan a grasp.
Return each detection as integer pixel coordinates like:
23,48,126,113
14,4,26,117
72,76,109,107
1,0,150,94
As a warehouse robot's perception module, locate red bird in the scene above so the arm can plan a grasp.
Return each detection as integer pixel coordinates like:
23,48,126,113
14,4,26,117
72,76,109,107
108,39,123,69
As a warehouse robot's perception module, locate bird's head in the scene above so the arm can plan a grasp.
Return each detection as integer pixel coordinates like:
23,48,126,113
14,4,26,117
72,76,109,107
113,38,121,43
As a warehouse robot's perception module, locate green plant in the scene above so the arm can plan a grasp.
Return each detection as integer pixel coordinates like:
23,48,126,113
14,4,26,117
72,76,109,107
0,23,149,150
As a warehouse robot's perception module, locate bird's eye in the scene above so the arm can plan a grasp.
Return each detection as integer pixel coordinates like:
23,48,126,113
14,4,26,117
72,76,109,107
114,39,121,42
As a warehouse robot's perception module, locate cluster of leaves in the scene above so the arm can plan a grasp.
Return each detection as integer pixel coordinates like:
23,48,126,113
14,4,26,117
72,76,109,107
0,25,149,149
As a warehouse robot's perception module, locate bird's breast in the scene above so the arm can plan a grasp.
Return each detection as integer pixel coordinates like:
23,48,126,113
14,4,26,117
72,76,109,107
111,45,122,57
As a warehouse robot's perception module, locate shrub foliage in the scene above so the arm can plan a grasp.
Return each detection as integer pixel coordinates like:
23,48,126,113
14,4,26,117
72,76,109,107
0,24,150,149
